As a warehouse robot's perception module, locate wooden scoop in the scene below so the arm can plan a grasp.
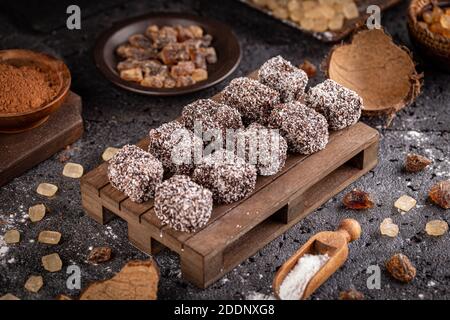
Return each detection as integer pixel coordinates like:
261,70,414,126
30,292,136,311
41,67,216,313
273,218,361,300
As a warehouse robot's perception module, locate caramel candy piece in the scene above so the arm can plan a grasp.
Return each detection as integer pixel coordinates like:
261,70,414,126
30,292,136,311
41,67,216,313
170,61,195,78
102,147,120,162
380,218,399,237
29,204,46,222
425,220,448,236
4,229,20,244
24,276,44,293
63,163,84,179
394,195,416,213
42,253,63,272
37,183,58,197
38,231,62,245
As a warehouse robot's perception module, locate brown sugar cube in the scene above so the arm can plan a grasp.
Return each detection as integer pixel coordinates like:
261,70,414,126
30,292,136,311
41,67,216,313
38,231,62,245
29,204,46,222
120,68,143,82
200,47,217,64
128,34,152,49
192,69,208,82
170,61,196,78
4,229,20,244
148,26,178,49
164,77,177,88
141,75,165,88
175,76,195,87
175,25,195,42
24,276,44,293
189,25,204,38
159,42,190,65
189,50,207,69
42,253,63,273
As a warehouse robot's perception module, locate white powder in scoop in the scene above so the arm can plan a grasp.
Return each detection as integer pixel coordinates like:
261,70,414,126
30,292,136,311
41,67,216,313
279,254,329,300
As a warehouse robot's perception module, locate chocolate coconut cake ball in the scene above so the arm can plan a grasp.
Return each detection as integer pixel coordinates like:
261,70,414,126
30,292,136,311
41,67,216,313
269,102,329,155
181,98,243,142
192,149,257,204
258,55,308,102
154,175,213,233
235,123,288,176
148,120,202,175
305,79,362,131
219,77,280,125
108,144,164,203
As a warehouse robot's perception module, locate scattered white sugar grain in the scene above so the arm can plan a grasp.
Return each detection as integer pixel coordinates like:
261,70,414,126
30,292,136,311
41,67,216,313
246,291,276,300
279,254,329,300
0,236,9,260
427,280,436,287
418,293,425,299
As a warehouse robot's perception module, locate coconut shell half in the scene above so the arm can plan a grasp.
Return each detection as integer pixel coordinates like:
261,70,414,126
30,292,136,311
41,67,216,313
324,28,423,120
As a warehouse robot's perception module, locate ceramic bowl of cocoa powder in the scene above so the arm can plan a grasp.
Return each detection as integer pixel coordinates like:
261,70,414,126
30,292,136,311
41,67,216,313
0,49,71,133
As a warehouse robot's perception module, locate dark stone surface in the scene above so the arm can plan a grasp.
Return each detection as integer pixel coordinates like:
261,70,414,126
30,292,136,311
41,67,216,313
0,0,449,300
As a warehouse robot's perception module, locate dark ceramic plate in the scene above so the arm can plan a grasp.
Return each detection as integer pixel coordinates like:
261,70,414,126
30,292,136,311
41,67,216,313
94,12,242,96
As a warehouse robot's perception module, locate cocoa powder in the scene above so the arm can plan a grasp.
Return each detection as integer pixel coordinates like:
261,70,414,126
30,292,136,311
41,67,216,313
0,63,57,114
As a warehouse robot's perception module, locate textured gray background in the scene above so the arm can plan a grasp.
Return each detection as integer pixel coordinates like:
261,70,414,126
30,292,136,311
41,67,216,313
0,0,449,300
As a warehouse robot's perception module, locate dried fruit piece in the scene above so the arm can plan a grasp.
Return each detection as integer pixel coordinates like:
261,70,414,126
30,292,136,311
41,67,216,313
394,195,417,213
80,260,159,300
0,293,20,300
298,60,317,78
24,276,43,293
380,218,399,237
425,220,449,236
386,253,416,283
87,247,112,264
339,289,365,300
3,229,20,244
63,163,84,179
29,204,46,222
37,183,58,197
429,180,450,209
405,153,432,172
42,253,63,272
342,189,374,210
38,231,62,245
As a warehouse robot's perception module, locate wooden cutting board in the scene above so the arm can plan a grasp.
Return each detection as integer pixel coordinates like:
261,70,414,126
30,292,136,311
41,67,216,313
0,92,83,187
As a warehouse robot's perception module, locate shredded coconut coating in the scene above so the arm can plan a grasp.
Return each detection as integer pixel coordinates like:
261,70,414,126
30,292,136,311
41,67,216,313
258,55,308,102
192,149,257,204
219,77,280,125
154,175,213,233
181,98,243,141
148,120,203,175
108,145,164,203
305,79,362,131
269,102,329,155
235,123,288,176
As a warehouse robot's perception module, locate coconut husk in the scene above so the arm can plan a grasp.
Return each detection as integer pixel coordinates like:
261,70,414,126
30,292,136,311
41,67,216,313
323,28,423,125
79,259,159,300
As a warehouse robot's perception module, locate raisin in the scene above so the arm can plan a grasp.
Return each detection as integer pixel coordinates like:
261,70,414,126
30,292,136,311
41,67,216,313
386,253,416,283
429,180,450,209
342,189,374,210
339,289,365,300
405,153,432,173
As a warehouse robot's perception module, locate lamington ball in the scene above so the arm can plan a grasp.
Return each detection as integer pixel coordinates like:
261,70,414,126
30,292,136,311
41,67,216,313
108,145,164,203
269,102,329,155
219,77,280,125
148,120,203,175
258,55,308,102
235,123,288,176
154,175,213,233
192,149,257,204
305,79,362,131
181,98,243,143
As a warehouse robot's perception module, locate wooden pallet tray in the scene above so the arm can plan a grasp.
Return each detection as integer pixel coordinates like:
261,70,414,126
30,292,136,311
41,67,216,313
81,121,379,288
